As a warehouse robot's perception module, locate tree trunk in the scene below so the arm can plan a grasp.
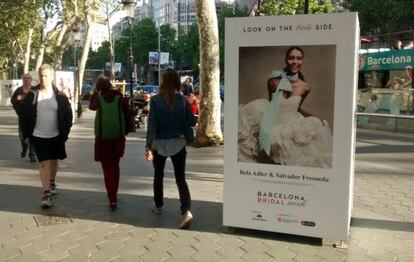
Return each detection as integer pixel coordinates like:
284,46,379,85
54,24,71,70
35,28,58,70
35,46,45,71
194,0,223,146
106,2,115,80
78,14,93,94
35,21,49,70
23,27,33,73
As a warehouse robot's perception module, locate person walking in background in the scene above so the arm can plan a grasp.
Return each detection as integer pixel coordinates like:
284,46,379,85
145,69,197,229
182,77,194,96
11,73,36,162
392,39,403,50
89,76,133,211
405,40,414,49
21,64,73,209
188,93,199,117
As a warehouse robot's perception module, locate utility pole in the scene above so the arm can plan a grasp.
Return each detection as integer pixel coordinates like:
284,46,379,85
304,0,310,14
158,25,161,86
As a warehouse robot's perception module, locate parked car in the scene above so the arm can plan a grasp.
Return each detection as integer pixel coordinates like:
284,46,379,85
132,85,159,108
81,84,93,100
124,83,140,97
142,85,159,95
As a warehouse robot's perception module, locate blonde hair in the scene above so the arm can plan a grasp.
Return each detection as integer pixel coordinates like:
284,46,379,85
38,64,54,75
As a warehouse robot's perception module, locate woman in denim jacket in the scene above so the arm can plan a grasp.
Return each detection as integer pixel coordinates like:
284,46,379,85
145,69,197,229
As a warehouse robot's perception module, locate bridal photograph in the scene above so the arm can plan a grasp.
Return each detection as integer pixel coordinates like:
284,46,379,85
238,45,336,168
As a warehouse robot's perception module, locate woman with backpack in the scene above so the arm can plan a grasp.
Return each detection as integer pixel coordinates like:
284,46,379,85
89,76,133,210
145,69,197,229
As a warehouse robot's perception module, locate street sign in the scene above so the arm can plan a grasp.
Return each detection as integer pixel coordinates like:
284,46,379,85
359,49,414,71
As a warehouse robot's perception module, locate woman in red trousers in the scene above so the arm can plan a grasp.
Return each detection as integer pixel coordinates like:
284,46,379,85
89,76,133,210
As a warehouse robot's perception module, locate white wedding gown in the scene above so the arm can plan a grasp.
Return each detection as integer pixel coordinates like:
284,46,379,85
238,96,332,168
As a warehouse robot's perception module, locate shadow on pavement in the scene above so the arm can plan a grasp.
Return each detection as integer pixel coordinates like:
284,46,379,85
351,217,414,232
357,129,414,144
356,144,414,154
0,184,222,232
0,184,322,245
225,227,323,246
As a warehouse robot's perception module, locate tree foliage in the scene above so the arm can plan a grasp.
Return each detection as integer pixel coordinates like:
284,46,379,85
343,0,414,35
260,0,334,15
0,0,44,77
160,24,176,54
131,18,158,70
112,18,180,82
174,24,199,71
86,41,110,69
218,3,248,76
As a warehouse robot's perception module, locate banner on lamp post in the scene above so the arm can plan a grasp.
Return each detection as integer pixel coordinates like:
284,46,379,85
160,52,169,65
149,52,158,65
105,62,123,72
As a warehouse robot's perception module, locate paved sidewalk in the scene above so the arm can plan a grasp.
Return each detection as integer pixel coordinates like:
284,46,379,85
0,106,413,262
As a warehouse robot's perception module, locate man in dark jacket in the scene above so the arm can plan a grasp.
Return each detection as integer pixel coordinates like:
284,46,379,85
11,73,36,162
21,64,73,209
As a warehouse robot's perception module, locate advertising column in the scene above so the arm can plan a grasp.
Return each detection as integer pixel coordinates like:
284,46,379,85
223,13,359,240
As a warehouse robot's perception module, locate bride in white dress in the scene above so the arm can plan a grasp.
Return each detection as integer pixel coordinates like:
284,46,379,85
238,47,332,168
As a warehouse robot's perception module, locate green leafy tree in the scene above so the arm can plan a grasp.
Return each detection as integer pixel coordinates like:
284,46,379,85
218,3,248,76
114,35,128,68
86,41,111,69
343,0,414,35
260,0,334,15
61,45,75,69
160,24,176,55
33,0,61,70
174,24,199,71
159,23,177,80
131,18,158,81
114,18,178,83
0,0,43,77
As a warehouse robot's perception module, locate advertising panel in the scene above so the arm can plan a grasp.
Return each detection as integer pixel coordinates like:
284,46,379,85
224,13,359,240
55,71,75,122
1,71,75,120
0,80,22,106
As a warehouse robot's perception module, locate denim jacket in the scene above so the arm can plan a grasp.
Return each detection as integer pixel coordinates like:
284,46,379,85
146,94,197,150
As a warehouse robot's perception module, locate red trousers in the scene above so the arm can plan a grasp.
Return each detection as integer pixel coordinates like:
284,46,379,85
94,137,125,204
101,158,120,203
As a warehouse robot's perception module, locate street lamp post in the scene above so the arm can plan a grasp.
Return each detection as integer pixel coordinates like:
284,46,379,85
158,25,161,86
122,0,136,131
72,26,82,118
304,0,310,14
128,18,133,107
